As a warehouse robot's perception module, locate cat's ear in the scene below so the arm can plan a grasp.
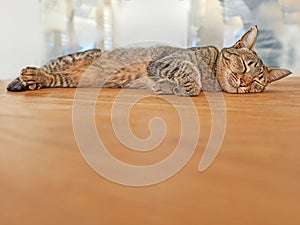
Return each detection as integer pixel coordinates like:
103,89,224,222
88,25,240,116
234,26,258,50
267,68,292,83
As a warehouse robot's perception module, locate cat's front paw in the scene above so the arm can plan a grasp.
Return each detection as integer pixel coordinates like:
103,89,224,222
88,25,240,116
173,86,190,97
237,87,250,94
228,74,241,88
152,79,176,95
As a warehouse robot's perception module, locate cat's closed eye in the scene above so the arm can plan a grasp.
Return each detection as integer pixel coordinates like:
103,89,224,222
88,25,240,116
248,61,254,66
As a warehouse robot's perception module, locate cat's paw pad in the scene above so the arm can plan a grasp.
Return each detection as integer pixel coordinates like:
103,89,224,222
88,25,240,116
229,74,241,88
7,77,28,92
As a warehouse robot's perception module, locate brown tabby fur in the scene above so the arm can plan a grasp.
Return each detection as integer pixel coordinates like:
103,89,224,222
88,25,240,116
7,26,291,96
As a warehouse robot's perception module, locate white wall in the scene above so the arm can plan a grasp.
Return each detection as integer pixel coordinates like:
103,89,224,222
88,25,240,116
0,0,190,80
113,0,190,48
0,0,40,79
0,0,298,80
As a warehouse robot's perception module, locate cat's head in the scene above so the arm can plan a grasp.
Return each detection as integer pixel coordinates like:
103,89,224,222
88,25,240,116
216,26,292,94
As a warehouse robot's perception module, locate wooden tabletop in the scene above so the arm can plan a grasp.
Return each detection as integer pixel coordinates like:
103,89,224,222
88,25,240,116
0,77,300,225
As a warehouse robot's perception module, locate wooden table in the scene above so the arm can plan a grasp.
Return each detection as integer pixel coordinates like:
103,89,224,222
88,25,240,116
0,78,299,225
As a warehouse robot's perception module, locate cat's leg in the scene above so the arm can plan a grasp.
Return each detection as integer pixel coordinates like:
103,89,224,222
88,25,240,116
7,49,101,92
7,66,78,92
7,67,53,92
148,58,202,97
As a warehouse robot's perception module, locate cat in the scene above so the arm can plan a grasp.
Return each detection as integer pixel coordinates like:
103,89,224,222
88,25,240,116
7,26,291,96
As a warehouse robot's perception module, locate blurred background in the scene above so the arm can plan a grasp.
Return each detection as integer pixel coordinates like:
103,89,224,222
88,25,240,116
0,0,299,79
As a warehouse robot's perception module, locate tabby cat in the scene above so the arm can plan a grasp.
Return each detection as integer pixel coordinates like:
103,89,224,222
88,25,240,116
7,26,291,96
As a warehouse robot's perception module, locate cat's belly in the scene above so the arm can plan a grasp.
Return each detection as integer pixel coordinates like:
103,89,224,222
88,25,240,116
103,62,153,89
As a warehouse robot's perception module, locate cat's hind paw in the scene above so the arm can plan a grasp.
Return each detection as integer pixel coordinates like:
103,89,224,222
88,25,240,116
20,67,44,90
7,67,44,92
7,77,28,92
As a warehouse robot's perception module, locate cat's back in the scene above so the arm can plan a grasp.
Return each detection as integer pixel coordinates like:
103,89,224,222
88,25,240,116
104,45,184,62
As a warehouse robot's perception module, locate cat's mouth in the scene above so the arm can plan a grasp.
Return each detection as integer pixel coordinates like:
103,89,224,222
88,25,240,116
240,76,252,87
229,73,267,93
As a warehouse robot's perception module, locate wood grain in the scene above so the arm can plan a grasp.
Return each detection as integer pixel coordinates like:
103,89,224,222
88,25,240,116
0,77,299,225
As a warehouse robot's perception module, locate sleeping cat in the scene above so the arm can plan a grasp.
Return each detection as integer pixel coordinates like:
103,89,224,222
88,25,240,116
7,26,291,96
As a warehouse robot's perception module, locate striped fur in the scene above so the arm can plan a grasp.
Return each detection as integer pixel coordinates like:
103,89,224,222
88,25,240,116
7,26,291,96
